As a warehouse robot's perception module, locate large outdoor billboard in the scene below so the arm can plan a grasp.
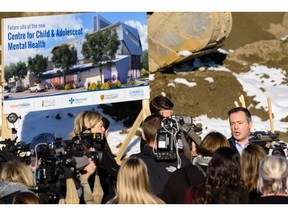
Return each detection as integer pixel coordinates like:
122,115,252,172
1,12,149,115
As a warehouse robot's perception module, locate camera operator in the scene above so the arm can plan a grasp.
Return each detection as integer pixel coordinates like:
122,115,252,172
70,110,119,204
140,95,174,152
141,95,199,161
130,114,191,198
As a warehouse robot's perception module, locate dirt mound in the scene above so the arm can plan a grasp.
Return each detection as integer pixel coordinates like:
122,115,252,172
222,12,287,50
223,12,288,73
225,40,288,73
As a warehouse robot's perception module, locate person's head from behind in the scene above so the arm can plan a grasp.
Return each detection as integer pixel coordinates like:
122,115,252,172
228,107,252,144
12,191,40,204
0,160,34,187
70,110,104,139
205,147,242,202
209,184,249,204
142,114,164,147
241,144,267,192
150,95,174,118
115,157,160,204
257,155,288,195
197,131,229,157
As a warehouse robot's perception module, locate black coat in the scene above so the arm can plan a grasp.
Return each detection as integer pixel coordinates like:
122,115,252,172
161,163,206,204
130,144,191,198
249,195,288,204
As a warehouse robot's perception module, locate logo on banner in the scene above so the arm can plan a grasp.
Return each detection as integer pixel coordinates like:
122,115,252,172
42,99,56,107
69,97,75,104
69,97,88,105
100,93,118,101
10,102,31,109
128,89,144,98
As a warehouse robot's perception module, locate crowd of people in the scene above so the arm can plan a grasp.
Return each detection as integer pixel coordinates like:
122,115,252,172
0,94,288,204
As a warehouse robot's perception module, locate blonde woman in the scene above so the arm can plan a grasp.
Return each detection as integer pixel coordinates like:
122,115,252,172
0,160,36,204
70,110,105,140
250,155,288,204
69,110,106,204
69,110,119,204
107,157,165,204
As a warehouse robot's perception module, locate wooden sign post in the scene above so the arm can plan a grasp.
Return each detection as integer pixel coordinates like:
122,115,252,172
266,97,275,149
115,99,151,165
1,114,13,140
267,97,275,133
234,94,255,132
234,94,246,108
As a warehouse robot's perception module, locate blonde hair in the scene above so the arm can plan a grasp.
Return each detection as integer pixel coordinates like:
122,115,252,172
107,157,165,204
257,155,288,195
70,110,103,139
0,160,34,187
241,144,267,192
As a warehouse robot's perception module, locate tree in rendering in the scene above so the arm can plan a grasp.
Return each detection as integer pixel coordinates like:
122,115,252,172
4,64,14,83
82,29,120,84
5,62,28,86
27,54,48,81
51,44,78,86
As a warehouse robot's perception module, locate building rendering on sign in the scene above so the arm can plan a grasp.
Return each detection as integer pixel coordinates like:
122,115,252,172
2,12,149,116
7,14,143,91
42,14,143,89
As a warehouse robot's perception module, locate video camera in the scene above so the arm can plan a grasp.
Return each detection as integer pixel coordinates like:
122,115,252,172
0,138,31,165
0,113,31,165
155,115,202,161
72,132,105,167
71,132,119,181
249,131,288,158
0,131,81,203
26,131,109,203
31,131,119,203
